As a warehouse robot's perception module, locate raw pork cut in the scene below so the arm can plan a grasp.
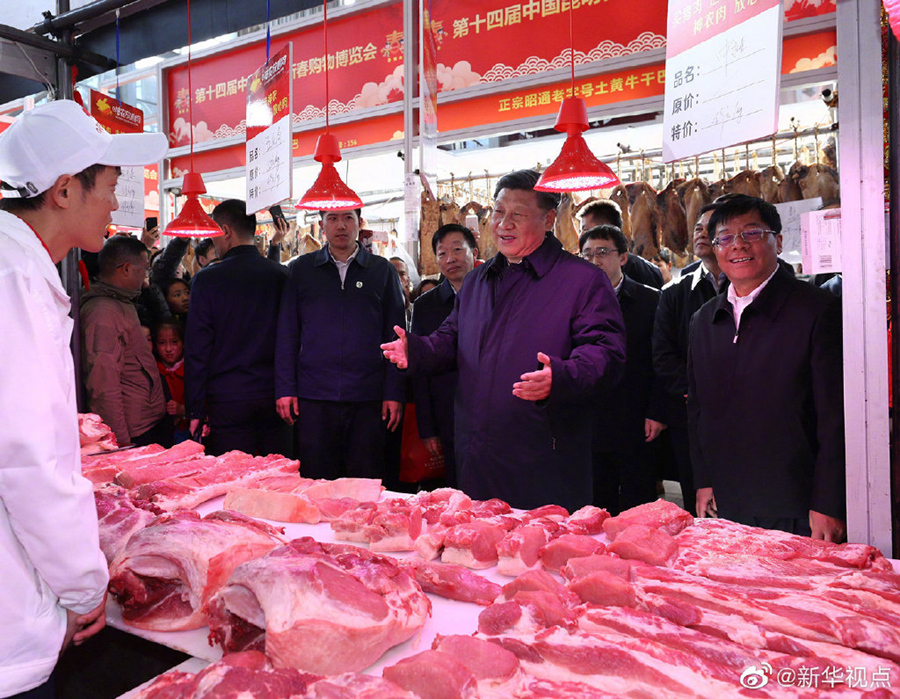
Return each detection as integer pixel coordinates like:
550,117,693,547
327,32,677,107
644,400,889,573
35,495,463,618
382,650,477,699
207,538,430,674
135,452,300,511
94,485,162,563
108,510,285,631
406,560,501,606
538,534,606,572
113,440,207,487
602,499,693,539
81,445,166,484
497,525,549,577
441,521,506,569
607,524,678,566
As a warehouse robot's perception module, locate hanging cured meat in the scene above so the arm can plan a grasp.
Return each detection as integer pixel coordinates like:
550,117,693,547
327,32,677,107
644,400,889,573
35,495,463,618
759,165,785,204
608,186,632,241
629,187,660,260
656,181,688,255
457,200,496,261
794,163,840,205
419,189,441,276
681,179,711,246
723,170,762,198
555,194,580,253
779,162,806,202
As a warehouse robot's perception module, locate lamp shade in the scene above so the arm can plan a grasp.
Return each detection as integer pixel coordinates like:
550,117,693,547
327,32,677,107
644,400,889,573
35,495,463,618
535,97,620,193
164,172,222,237
296,133,363,211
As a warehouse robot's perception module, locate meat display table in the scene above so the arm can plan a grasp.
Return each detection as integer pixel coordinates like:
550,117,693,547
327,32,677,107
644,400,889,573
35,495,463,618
107,491,517,676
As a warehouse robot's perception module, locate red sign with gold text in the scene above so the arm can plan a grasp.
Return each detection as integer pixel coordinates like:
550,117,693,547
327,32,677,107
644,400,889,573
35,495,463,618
427,0,667,93
91,89,144,133
166,4,403,149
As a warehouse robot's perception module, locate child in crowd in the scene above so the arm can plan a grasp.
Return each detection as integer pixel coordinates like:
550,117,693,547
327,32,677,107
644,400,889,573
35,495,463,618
161,278,191,322
153,321,190,443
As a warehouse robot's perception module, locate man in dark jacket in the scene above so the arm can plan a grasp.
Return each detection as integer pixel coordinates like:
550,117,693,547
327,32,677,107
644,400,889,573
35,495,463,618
275,208,406,480
580,224,665,514
580,199,664,289
688,195,845,540
185,199,290,457
651,203,721,515
383,170,626,512
410,223,479,488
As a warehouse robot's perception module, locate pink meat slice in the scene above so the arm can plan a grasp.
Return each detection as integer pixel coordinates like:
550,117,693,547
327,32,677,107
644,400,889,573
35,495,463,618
500,570,580,608
135,453,300,511
131,651,322,699
563,506,610,535
560,553,643,582
108,510,285,631
602,499,694,540
365,503,423,552
497,525,549,577
305,673,417,699
442,521,506,569
538,534,606,572
382,650,477,699
607,524,678,567
94,485,162,563
206,537,430,674
407,560,501,606
114,440,208,487
298,477,384,502
433,634,520,681
567,571,637,607
223,488,321,524
81,445,166,484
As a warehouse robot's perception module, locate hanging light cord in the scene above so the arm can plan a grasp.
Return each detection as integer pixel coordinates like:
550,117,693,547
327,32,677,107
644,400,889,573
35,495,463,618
115,9,121,103
187,0,195,172
569,2,575,93
324,0,330,131
266,0,271,62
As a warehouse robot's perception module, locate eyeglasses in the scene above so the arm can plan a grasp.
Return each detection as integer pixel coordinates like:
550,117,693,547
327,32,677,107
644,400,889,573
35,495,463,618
712,229,775,248
581,248,618,260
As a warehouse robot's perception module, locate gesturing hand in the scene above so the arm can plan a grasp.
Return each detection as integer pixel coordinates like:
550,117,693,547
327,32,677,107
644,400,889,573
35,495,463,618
381,326,409,369
512,352,552,402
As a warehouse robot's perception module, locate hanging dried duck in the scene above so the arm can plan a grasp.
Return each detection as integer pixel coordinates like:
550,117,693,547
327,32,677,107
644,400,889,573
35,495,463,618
419,187,441,276
759,164,785,204
681,178,711,243
656,180,688,255
555,193,580,253
608,185,632,241
630,186,660,260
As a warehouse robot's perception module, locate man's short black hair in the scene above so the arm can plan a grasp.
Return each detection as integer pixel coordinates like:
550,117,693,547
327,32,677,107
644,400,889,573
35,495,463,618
97,234,148,277
0,163,120,214
708,194,782,237
579,199,623,229
432,223,478,254
579,224,628,255
493,169,560,212
211,199,254,239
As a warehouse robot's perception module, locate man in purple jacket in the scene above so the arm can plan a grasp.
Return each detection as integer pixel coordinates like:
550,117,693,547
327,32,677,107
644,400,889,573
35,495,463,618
383,170,625,511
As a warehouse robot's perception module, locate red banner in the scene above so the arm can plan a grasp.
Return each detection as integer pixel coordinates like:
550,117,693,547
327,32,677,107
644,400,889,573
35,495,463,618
166,4,404,149
428,0,667,92
90,89,144,134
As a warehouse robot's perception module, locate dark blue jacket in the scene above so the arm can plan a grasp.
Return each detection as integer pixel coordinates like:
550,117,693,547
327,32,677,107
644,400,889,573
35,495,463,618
687,266,845,521
408,234,626,512
275,245,406,403
185,245,287,418
410,279,457,442
594,275,665,452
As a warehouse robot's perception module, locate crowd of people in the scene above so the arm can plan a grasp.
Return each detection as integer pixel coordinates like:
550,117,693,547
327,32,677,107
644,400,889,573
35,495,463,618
0,101,848,698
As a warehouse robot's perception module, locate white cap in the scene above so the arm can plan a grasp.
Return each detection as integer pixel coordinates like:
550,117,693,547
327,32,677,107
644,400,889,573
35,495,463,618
0,99,169,198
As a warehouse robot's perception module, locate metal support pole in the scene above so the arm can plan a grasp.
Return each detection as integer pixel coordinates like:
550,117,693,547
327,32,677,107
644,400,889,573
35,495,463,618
401,0,419,258
889,27,900,557
836,0,892,554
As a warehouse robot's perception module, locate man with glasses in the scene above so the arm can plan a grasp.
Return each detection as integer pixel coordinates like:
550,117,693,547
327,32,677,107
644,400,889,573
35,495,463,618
82,235,170,447
383,170,625,511
580,224,665,514
687,194,845,540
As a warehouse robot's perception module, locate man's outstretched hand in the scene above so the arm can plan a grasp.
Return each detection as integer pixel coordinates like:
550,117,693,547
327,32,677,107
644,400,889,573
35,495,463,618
381,326,409,369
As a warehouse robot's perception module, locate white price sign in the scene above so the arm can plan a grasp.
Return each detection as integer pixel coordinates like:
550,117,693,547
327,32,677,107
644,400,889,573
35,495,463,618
663,0,783,163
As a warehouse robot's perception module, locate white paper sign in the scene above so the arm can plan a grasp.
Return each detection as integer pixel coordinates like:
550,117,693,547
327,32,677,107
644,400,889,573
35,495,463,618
663,2,783,162
111,165,146,229
246,116,292,212
801,208,841,275
775,197,823,265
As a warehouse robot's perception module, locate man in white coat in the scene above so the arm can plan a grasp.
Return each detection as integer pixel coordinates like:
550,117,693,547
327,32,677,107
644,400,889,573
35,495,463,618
0,100,167,698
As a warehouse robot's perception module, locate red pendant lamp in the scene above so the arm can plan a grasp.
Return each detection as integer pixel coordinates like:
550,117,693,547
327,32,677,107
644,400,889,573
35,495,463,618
534,6,620,193
165,0,222,237
296,1,363,211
